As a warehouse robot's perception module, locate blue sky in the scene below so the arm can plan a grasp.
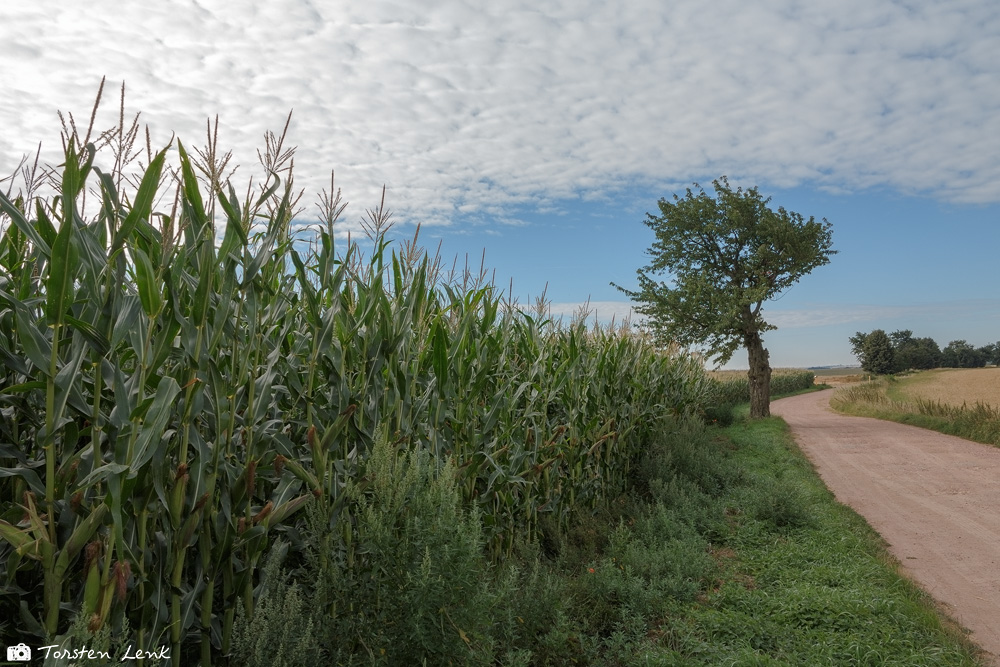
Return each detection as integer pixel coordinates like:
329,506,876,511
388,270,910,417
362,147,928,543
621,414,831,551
2,0,999,368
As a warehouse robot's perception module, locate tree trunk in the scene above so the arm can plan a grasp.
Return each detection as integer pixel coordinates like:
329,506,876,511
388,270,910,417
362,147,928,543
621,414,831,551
746,332,772,418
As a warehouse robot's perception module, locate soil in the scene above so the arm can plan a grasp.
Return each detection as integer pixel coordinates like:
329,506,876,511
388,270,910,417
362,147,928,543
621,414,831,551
772,389,1000,666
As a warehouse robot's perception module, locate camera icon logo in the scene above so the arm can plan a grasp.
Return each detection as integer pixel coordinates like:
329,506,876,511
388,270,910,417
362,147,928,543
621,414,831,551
6,643,32,661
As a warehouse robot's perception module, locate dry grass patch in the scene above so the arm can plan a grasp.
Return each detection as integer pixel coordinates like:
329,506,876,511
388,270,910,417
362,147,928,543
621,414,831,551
833,375,1000,448
898,368,1000,408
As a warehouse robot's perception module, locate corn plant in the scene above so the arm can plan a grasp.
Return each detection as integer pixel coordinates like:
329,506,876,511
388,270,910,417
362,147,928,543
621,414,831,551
711,369,815,406
0,100,714,664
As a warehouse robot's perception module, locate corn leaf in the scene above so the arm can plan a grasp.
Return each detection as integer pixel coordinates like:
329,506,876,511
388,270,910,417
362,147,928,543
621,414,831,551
131,245,162,318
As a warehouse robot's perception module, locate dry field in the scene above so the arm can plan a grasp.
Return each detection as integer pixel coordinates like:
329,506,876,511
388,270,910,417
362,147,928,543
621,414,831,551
818,374,866,386
708,368,864,386
898,368,1000,408
707,368,815,379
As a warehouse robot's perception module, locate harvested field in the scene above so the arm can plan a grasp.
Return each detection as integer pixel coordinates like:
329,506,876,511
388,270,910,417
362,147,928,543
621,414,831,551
817,374,866,386
898,368,1000,408
810,367,866,386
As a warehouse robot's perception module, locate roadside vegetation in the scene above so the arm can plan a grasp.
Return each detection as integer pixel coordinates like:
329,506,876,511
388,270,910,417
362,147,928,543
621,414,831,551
223,410,985,666
831,372,1000,448
706,369,816,425
0,96,984,665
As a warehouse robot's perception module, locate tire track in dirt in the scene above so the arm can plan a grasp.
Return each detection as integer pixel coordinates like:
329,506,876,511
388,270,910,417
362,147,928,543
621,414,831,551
771,389,1000,665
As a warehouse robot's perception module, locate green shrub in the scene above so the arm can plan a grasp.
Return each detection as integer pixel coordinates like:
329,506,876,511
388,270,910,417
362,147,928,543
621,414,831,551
490,555,581,665
306,431,493,665
750,482,816,530
231,542,319,667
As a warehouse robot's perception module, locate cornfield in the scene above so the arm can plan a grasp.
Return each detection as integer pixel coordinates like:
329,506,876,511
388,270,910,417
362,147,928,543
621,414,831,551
0,103,713,663
709,369,815,406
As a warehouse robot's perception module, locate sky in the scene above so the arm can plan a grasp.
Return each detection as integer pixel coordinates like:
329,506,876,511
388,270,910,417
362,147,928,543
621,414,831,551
1,0,998,369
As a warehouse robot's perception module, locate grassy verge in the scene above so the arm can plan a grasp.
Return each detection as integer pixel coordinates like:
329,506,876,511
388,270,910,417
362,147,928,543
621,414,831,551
673,418,983,665
831,377,1000,447
566,416,982,665
243,412,985,665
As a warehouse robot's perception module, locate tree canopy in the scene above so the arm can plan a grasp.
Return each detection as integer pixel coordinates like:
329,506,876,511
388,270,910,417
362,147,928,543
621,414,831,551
616,177,835,417
850,329,896,374
851,329,995,372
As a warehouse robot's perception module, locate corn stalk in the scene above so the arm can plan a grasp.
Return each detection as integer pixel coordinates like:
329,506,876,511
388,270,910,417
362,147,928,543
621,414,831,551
0,103,714,663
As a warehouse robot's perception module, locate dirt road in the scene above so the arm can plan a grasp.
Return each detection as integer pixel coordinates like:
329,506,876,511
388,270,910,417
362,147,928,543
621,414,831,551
772,389,1000,665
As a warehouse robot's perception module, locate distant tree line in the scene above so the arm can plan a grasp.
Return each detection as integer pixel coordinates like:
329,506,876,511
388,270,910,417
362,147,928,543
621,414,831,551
850,329,1000,374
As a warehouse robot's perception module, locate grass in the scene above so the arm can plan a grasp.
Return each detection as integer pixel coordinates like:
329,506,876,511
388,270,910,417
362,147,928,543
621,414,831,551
687,418,982,665
832,375,1000,447
497,413,984,664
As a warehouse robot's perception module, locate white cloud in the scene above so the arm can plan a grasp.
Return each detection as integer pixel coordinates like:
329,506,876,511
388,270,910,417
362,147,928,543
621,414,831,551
2,0,1000,227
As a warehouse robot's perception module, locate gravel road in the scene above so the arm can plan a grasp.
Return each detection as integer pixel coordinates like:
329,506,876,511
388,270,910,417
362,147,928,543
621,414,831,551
772,389,1000,665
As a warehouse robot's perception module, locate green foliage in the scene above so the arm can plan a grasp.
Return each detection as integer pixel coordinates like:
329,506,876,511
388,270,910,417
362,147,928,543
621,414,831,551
850,329,896,374
615,176,833,418
310,432,492,665
489,555,578,665
711,370,815,406
616,177,835,362
942,339,989,368
891,330,943,370
574,516,713,638
231,542,319,667
0,96,715,662
983,342,1000,366
222,406,981,665
853,329,997,372
749,481,815,530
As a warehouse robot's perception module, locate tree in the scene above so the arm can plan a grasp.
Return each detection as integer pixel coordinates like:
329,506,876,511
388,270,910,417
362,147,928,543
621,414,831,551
941,340,987,368
850,330,896,374
615,177,835,418
889,330,941,370
984,342,1000,366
